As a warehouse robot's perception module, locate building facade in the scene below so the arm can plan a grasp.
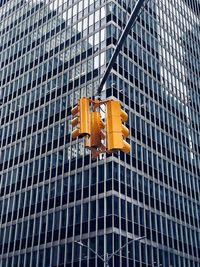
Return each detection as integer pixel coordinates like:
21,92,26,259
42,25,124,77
0,0,200,267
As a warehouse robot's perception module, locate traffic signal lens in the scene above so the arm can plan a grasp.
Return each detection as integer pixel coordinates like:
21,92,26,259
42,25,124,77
71,105,78,116
72,128,79,139
122,124,129,137
122,140,130,154
71,117,78,127
121,109,128,121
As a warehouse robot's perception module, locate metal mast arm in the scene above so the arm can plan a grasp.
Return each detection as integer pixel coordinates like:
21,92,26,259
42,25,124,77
97,0,149,96
107,236,146,263
74,241,106,264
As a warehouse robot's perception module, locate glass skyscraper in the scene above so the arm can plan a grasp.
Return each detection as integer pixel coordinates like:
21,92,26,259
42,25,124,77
0,0,199,266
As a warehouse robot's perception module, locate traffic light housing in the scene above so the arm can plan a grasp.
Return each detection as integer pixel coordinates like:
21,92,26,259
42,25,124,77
90,111,106,151
106,100,130,153
71,97,90,139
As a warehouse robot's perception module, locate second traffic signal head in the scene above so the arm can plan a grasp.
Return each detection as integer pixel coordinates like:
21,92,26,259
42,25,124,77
106,100,130,153
71,97,90,139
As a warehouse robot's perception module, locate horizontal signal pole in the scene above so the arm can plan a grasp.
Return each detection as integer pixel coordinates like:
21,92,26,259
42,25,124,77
97,0,149,96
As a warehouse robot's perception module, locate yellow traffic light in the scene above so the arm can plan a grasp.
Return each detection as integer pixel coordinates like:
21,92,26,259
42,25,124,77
70,97,130,158
71,97,90,139
106,100,130,153
90,111,106,151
